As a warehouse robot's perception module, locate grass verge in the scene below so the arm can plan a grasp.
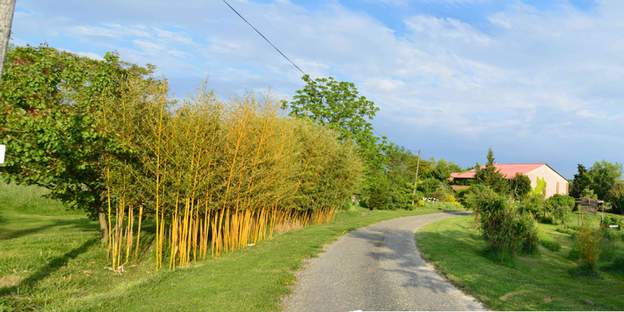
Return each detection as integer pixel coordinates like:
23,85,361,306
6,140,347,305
416,215,624,310
0,182,449,311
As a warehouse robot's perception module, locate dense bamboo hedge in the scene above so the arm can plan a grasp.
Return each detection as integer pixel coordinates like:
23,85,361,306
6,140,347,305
102,88,363,271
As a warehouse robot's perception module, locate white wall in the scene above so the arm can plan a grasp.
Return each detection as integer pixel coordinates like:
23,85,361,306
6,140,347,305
526,165,569,198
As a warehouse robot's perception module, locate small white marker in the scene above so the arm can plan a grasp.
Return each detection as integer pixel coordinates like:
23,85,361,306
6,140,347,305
0,144,5,164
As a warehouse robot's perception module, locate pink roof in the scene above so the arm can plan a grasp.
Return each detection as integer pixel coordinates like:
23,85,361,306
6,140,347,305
450,163,544,179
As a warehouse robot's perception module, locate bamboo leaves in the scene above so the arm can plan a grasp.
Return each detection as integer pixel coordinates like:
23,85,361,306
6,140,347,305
104,92,363,271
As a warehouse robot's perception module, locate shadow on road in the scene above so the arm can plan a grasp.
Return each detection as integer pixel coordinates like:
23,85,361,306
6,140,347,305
348,225,457,294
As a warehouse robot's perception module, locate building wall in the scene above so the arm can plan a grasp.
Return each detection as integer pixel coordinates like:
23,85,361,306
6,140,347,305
526,165,569,198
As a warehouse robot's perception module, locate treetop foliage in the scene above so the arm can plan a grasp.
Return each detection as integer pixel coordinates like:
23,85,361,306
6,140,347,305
282,74,380,164
474,148,509,194
284,74,462,209
0,45,165,218
570,160,623,212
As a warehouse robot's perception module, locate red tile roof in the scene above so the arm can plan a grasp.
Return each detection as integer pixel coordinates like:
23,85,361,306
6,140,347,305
450,163,545,179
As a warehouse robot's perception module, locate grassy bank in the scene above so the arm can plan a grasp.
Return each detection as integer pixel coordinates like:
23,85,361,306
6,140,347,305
0,182,448,311
417,215,624,310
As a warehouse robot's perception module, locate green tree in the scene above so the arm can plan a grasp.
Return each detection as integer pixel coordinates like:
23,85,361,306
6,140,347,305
474,149,509,194
581,187,598,200
0,45,166,241
545,194,576,225
430,159,462,181
366,142,419,209
607,182,624,214
570,164,591,198
587,161,622,200
283,75,384,207
510,174,531,199
282,75,379,160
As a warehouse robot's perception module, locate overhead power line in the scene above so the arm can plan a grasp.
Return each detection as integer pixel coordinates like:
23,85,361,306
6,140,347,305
221,0,306,76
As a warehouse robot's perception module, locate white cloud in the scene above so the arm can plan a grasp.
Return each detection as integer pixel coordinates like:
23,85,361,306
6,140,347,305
10,0,624,172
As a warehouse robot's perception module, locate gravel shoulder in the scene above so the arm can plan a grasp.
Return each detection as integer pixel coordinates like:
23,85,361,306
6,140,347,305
282,211,485,311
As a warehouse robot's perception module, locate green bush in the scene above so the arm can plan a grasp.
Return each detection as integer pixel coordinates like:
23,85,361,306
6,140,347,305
568,247,580,260
517,194,547,222
604,256,624,274
601,215,622,230
545,194,576,225
472,186,538,257
515,212,540,254
464,184,497,211
575,226,603,272
432,186,456,203
510,174,532,199
607,182,624,214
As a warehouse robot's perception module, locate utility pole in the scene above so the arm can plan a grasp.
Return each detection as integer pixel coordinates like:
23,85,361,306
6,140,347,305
0,0,16,76
411,149,421,208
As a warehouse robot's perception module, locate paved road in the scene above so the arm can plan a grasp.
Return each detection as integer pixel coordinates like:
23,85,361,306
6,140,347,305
282,212,485,312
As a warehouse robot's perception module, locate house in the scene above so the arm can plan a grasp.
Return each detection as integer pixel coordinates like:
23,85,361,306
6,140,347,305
450,163,569,198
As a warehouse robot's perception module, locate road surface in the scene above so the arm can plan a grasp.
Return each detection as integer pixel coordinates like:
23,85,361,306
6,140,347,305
282,212,485,311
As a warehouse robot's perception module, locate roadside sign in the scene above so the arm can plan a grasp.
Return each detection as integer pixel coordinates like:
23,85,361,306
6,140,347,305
0,144,4,164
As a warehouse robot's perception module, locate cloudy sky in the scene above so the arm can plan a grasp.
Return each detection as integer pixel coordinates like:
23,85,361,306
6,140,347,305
11,0,623,177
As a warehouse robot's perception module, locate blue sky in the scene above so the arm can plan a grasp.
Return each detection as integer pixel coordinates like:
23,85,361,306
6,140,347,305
11,0,624,177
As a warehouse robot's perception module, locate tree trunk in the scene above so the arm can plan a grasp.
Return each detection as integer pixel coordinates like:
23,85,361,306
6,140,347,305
98,208,109,244
0,0,16,76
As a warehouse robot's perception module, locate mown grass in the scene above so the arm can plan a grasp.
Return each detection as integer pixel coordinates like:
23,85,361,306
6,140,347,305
0,181,450,311
417,215,624,310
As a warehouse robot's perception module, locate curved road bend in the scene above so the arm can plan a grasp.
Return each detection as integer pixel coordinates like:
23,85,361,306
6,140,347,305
282,212,485,312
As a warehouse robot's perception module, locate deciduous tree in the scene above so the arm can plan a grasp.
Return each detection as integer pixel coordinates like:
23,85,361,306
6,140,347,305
0,45,166,241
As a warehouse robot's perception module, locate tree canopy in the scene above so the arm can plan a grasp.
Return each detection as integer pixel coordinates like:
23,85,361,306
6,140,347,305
282,74,380,163
570,161,622,201
0,45,167,237
474,149,509,194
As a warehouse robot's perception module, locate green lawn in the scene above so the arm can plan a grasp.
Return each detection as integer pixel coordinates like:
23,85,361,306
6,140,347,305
417,215,624,310
0,182,449,311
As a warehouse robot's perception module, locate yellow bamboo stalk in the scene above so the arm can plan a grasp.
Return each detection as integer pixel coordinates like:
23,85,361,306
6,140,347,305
125,204,134,264
154,102,164,270
134,205,143,258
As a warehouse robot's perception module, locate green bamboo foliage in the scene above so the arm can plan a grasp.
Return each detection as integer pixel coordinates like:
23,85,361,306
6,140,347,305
102,90,363,271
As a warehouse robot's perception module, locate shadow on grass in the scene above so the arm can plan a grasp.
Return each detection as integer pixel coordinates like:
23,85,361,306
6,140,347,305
0,237,98,297
0,218,95,241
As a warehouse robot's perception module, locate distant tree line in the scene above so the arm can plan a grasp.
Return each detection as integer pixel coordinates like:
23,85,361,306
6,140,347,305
570,161,623,213
282,74,463,210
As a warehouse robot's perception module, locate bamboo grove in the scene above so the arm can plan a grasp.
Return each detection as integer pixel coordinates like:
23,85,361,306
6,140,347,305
101,84,363,271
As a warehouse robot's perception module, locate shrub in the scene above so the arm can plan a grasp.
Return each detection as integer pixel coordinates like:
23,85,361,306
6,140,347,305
517,194,547,222
472,186,538,257
575,226,603,272
418,178,444,198
432,185,456,203
545,194,576,225
510,174,532,199
515,212,539,254
464,184,498,211
607,182,624,214
568,247,580,260
604,256,624,274
600,215,622,230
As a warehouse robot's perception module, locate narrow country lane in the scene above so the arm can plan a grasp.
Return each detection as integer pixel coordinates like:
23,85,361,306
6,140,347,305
282,212,486,312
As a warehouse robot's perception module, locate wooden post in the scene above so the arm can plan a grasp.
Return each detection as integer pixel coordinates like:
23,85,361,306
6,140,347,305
411,149,421,208
0,0,16,77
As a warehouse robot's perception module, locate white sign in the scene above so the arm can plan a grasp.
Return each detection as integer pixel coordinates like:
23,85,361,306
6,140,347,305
0,144,5,164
